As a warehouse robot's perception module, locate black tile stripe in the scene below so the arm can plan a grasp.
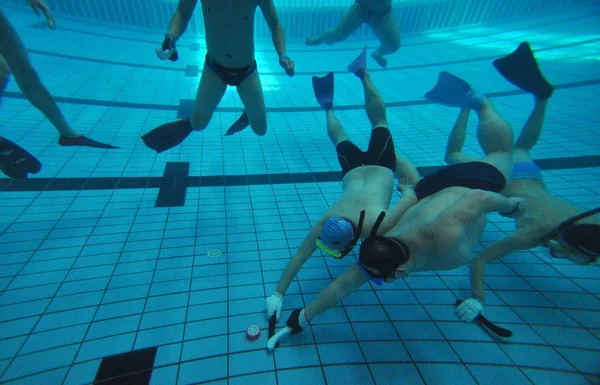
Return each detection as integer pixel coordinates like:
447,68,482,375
155,162,190,207
94,347,157,385
4,78,600,116
1,155,598,193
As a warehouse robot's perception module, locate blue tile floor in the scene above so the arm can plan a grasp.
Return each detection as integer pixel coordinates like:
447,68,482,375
0,4,599,385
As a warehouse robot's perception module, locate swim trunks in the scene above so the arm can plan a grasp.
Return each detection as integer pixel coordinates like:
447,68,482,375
355,0,392,24
510,162,543,181
336,127,397,177
414,162,506,201
205,54,257,86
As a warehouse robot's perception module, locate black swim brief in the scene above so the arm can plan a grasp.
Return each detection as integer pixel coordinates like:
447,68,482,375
355,0,392,24
414,162,506,201
336,127,397,177
205,54,257,86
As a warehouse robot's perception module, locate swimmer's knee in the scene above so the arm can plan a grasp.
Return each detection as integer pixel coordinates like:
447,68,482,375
190,115,210,131
383,36,401,53
251,118,267,136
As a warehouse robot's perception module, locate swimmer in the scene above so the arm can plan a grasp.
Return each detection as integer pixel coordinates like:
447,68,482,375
0,2,119,151
435,43,600,323
142,0,295,153
267,65,525,349
305,0,400,67
265,48,424,339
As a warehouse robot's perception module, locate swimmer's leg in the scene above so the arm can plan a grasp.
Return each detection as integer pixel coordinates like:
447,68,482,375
475,99,514,180
236,70,267,136
445,108,479,165
306,3,365,46
142,65,226,152
360,72,387,130
514,97,549,151
326,109,349,146
370,11,401,68
0,11,118,148
190,65,227,131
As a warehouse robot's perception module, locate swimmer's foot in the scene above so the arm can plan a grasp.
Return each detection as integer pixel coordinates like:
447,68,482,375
0,137,42,178
59,135,120,149
142,118,193,153
312,72,334,110
305,36,321,46
425,71,484,110
225,110,249,136
348,47,368,78
493,42,554,100
371,51,388,68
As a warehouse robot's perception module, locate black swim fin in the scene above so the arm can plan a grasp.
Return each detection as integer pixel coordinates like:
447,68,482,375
59,135,119,149
0,137,42,178
312,72,334,110
493,42,554,100
142,118,193,153
225,110,249,136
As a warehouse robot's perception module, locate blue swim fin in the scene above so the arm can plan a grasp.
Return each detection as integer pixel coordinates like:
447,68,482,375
312,72,334,110
493,42,554,100
425,71,484,110
348,47,367,78
225,110,249,136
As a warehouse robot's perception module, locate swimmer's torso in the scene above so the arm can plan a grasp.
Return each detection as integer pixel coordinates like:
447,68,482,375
336,165,395,238
504,179,600,243
387,186,487,271
356,0,392,12
202,0,258,67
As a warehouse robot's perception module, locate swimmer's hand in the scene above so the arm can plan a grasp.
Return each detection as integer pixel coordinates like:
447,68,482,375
28,0,56,30
279,56,295,77
396,180,416,198
265,291,284,321
500,197,528,219
456,297,483,323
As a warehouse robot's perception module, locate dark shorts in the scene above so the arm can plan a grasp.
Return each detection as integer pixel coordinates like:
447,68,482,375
414,162,506,201
355,0,392,24
336,127,396,177
205,54,257,86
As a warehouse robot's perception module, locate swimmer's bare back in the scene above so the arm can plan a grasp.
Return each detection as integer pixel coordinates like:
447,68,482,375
201,0,259,68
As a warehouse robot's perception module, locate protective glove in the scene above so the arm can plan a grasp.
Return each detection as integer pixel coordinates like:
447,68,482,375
265,291,284,321
155,33,179,62
456,298,484,323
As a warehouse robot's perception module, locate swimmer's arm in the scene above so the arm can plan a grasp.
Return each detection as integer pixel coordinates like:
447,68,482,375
378,188,418,233
168,0,198,39
259,0,287,58
305,264,369,322
275,220,325,295
469,233,535,302
395,154,421,186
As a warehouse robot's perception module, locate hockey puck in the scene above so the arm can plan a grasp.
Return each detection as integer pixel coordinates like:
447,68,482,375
246,325,261,341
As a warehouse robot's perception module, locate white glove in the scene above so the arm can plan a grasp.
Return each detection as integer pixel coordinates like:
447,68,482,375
456,298,483,323
265,291,284,321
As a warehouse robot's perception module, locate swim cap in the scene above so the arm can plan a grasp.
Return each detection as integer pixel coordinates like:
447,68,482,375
319,217,355,250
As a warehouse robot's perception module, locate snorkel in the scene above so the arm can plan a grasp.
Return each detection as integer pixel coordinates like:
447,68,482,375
542,207,600,264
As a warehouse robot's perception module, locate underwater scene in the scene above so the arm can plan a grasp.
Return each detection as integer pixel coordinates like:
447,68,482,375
0,0,599,384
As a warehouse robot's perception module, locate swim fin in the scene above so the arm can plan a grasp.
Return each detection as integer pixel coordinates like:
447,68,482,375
493,42,554,100
348,46,367,78
0,137,42,178
59,135,119,149
312,72,334,110
225,110,249,136
142,118,193,153
425,71,484,110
